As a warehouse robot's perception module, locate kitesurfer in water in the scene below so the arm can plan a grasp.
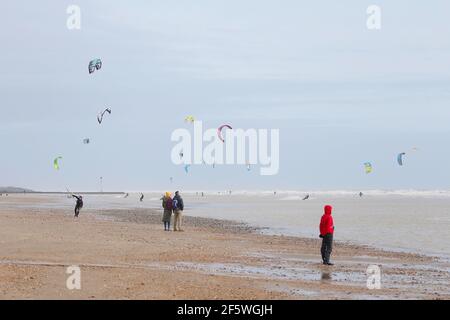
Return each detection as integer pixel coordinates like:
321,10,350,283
72,195,83,218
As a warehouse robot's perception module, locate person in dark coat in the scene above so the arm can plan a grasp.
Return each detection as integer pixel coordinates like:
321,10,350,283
172,191,184,231
72,194,83,218
162,192,173,231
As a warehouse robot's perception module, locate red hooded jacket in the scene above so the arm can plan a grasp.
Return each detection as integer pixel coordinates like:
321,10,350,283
320,205,334,236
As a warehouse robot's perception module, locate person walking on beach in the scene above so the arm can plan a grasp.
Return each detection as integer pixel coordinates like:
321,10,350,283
319,205,335,265
162,192,173,231
72,194,83,218
172,191,184,231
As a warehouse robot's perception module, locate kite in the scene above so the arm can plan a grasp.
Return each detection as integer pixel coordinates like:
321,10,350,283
83,138,90,144
88,59,102,74
184,164,190,173
217,124,232,143
97,108,111,124
364,162,372,174
397,152,406,166
53,157,63,170
184,115,195,123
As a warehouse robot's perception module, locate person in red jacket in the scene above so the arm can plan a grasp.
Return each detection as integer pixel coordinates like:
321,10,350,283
319,205,335,265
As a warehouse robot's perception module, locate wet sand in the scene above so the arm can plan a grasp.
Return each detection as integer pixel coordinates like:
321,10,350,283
0,195,449,299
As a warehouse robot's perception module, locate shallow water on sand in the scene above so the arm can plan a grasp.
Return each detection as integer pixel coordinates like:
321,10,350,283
182,193,450,258
3,192,450,258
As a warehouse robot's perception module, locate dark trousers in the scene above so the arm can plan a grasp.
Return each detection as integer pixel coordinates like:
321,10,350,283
321,233,333,263
74,206,81,217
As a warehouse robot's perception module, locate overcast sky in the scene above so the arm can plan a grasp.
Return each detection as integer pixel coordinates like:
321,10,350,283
1,0,450,191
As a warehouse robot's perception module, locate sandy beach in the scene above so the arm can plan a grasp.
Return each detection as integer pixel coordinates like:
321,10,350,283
0,194,449,300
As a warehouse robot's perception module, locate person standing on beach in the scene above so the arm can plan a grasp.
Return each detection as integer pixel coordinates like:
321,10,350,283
319,205,335,265
72,194,83,218
162,192,173,231
172,191,184,231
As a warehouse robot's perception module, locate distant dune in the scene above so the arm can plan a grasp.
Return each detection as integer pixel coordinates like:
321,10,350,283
0,186,34,193
0,187,125,194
